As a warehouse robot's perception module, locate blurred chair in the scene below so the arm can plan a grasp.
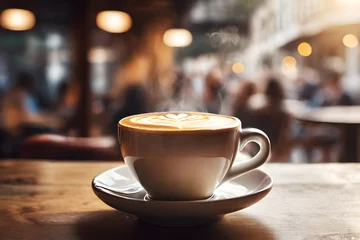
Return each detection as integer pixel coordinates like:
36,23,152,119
293,123,341,163
20,134,121,161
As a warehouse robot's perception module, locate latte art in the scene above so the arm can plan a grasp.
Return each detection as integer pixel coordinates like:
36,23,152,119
120,112,240,131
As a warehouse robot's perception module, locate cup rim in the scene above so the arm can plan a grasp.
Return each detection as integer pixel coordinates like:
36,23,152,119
118,111,241,133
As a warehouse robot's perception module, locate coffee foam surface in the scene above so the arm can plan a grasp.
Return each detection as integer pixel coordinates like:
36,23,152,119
119,112,240,131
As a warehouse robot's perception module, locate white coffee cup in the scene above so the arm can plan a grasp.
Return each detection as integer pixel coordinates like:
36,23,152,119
118,112,270,201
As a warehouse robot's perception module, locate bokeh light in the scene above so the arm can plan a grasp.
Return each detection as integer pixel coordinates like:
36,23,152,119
88,48,115,64
163,29,193,47
297,42,312,57
343,34,358,48
46,34,62,49
282,56,297,68
96,11,132,33
232,62,245,74
1,9,35,31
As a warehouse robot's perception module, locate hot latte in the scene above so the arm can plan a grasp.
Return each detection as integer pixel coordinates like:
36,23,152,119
119,112,240,131
118,111,270,201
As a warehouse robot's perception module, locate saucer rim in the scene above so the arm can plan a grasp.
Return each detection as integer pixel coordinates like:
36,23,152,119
92,165,273,204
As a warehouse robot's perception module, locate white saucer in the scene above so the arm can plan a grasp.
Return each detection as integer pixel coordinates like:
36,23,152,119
92,165,273,226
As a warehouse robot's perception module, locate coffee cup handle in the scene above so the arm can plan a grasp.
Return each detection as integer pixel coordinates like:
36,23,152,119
220,128,271,185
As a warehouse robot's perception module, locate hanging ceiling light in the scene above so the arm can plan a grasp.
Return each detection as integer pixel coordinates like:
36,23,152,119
96,11,132,33
163,28,192,47
1,8,36,31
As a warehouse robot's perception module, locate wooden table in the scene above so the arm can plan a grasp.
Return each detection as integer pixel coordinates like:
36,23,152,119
1,160,359,240
293,106,360,162
294,106,360,125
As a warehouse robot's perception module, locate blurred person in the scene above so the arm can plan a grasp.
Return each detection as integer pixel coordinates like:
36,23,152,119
0,72,54,158
251,77,292,162
56,80,80,135
295,75,320,101
312,70,354,107
16,72,40,113
109,84,148,137
1,72,39,133
111,53,151,103
302,71,354,162
204,69,225,114
232,81,256,128
115,84,148,118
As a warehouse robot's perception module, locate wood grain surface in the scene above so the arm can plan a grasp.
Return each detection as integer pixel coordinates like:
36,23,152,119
0,160,359,240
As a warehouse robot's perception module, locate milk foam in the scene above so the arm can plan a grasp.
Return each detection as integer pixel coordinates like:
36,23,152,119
120,112,239,131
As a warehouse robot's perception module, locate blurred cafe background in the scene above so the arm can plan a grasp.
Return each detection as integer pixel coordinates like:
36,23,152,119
0,0,360,163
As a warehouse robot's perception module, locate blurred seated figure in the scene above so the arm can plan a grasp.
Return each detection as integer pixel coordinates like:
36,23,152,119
311,70,354,107
232,81,256,128
16,72,40,113
204,69,225,114
2,72,39,133
295,73,320,102
20,134,120,160
251,78,292,162
56,80,80,135
0,72,55,158
109,84,148,136
302,70,354,162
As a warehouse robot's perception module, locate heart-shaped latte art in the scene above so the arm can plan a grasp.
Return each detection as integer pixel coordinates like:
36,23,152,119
123,113,239,131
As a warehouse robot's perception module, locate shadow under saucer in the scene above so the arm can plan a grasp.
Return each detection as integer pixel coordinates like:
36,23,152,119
75,210,277,240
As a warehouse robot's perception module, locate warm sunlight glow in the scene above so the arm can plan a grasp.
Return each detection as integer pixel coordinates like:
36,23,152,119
96,11,132,33
1,9,35,31
336,0,360,6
